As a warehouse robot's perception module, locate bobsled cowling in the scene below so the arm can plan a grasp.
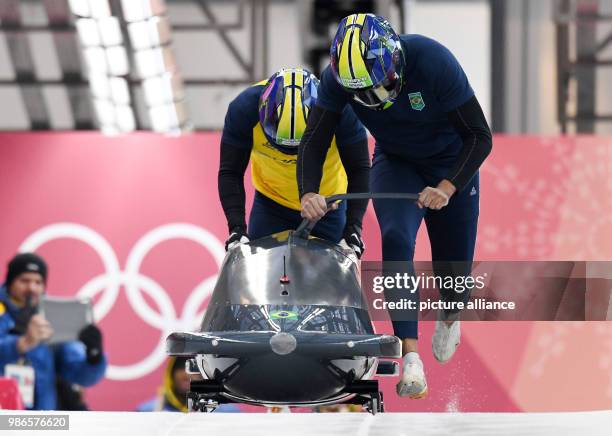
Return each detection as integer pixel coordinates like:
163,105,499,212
166,193,419,412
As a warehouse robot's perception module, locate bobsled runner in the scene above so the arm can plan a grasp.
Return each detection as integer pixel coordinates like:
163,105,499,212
166,193,419,414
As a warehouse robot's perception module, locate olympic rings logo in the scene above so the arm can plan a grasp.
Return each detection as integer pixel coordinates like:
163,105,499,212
18,222,225,381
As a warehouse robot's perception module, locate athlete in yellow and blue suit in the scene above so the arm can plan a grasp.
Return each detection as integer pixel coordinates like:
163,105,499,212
218,68,369,252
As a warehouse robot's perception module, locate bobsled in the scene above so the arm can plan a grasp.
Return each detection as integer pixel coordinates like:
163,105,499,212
166,193,417,414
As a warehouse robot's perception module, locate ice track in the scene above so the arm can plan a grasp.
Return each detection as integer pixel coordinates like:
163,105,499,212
1,410,611,436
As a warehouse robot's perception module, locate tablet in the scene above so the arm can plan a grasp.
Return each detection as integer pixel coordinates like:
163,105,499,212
39,296,94,345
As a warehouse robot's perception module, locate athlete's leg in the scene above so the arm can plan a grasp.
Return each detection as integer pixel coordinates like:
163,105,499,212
424,172,479,363
248,192,298,240
371,153,431,398
424,173,479,311
371,152,427,342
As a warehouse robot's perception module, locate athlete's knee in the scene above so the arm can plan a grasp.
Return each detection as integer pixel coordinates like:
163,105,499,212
382,228,416,260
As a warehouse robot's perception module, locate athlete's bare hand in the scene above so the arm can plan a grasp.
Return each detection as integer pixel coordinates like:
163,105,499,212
300,193,337,221
418,180,456,210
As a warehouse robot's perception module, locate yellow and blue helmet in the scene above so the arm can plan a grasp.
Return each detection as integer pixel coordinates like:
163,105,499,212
330,13,404,109
258,67,319,153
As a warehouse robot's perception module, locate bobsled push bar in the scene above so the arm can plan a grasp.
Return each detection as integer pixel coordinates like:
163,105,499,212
295,192,420,238
167,331,401,359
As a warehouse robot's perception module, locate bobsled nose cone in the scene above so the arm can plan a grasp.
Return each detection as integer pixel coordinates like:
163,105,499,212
269,332,297,355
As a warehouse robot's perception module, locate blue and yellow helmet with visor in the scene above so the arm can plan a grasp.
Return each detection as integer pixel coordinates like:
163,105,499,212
330,13,404,110
258,67,319,154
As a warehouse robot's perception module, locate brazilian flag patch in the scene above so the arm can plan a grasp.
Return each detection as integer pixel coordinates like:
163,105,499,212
408,92,426,111
270,310,298,320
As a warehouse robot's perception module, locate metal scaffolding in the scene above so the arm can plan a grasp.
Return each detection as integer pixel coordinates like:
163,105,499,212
555,0,612,133
0,0,272,131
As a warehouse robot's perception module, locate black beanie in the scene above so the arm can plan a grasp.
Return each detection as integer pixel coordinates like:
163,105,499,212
5,253,48,288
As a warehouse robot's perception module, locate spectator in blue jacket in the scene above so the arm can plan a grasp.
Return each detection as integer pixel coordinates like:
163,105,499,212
0,253,107,410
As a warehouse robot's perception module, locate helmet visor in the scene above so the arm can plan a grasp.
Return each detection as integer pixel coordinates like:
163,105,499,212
351,74,401,109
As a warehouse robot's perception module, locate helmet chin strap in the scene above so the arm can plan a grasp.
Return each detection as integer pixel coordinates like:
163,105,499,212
353,94,396,111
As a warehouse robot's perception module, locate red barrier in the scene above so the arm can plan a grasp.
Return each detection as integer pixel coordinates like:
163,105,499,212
0,378,24,410
0,133,610,412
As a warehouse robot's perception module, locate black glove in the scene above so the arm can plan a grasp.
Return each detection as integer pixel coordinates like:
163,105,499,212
78,324,103,365
225,226,249,251
342,224,365,259
56,377,89,411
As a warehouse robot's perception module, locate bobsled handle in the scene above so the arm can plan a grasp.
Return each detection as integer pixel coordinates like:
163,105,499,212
295,192,420,239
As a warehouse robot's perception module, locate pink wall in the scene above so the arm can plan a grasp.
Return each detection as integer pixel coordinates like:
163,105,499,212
0,132,610,412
